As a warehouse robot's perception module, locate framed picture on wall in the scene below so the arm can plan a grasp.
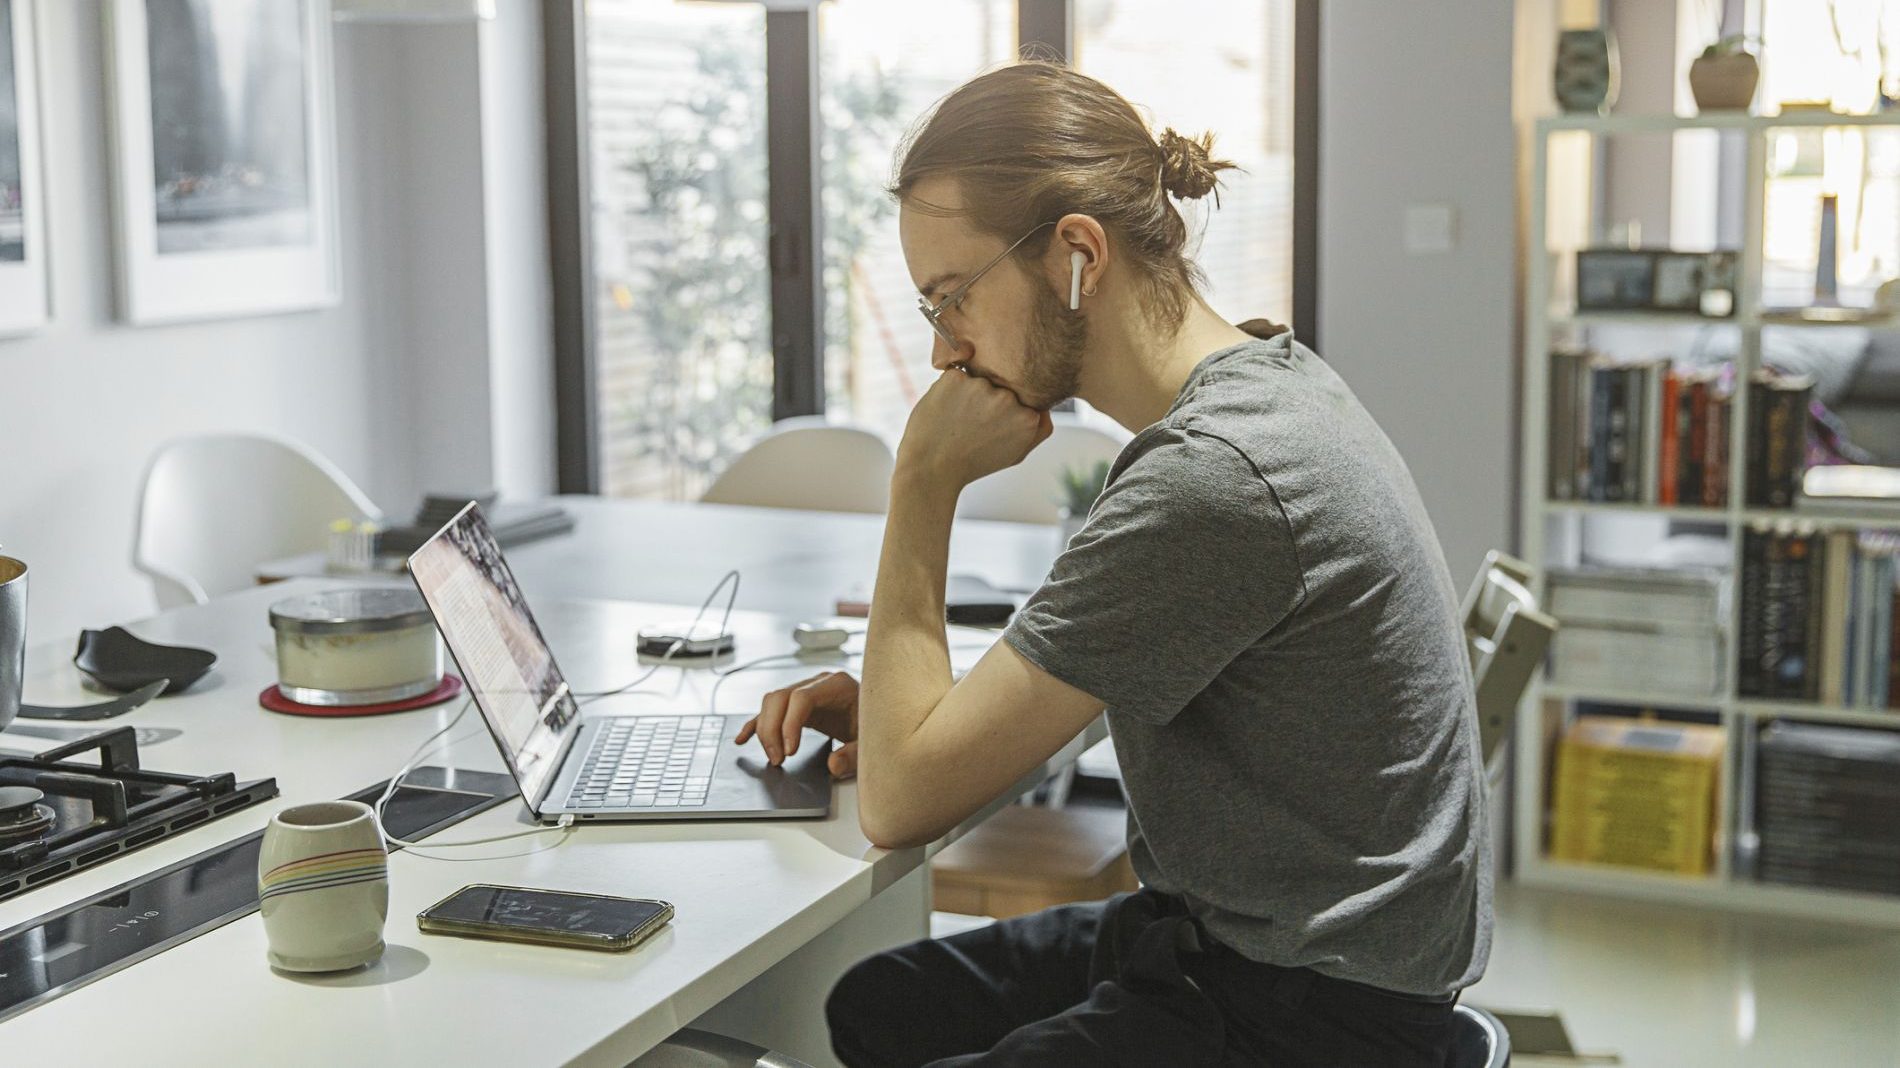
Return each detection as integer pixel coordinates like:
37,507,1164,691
1575,247,1740,318
0,0,50,336
1651,251,1706,311
105,0,339,325
1575,249,1656,311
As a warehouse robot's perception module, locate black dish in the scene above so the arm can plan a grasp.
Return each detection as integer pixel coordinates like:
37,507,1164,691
72,627,216,695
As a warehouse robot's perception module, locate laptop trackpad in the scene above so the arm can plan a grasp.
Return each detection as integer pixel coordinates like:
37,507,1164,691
727,739,833,815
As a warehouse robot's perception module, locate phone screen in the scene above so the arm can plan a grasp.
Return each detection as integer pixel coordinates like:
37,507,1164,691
426,886,668,940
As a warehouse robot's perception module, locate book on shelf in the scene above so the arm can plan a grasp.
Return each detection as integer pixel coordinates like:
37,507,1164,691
1599,363,1626,502
1658,370,1682,505
1550,347,1581,501
1794,528,1819,702
1547,352,1734,507
1760,526,1815,700
1745,371,1814,509
1639,362,1663,505
1547,568,1725,697
1551,715,1722,877
1550,627,1725,695
1800,465,1900,518
1739,525,1766,697
1889,560,1899,710
1739,524,1900,707
1702,376,1733,508
1546,352,1814,511
1820,529,1852,706
1694,372,1740,505
1547,567,1725,627
1755,721,1900,895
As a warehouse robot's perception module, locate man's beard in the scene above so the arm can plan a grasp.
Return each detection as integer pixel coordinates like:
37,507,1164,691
1015,282,1087,410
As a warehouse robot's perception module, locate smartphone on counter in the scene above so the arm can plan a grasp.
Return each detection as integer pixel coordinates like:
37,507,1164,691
417,884,674,952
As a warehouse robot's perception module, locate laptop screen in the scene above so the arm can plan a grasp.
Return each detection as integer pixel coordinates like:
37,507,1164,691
408,503,578,809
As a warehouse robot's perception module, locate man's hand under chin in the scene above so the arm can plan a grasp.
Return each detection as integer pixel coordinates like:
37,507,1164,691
895,367,1054,496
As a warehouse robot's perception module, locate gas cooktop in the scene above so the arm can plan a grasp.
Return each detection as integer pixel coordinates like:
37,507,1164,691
0,727,276,902
0,765,516,1023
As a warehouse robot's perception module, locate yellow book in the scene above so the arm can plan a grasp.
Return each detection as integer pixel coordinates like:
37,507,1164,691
1551,715,1723,876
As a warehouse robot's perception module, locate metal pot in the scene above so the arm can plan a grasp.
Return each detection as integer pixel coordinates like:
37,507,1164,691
0,558,25,733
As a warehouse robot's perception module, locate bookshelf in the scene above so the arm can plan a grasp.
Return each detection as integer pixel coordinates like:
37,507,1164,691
1520,110,1900,925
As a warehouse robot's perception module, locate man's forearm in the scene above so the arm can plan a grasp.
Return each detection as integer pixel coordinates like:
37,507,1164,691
857,469,960,839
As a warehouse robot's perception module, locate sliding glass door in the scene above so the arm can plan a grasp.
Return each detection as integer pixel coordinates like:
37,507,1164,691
1076,0,1296,327
554,0,1315,499
818,0,1017,442
583,1,770,500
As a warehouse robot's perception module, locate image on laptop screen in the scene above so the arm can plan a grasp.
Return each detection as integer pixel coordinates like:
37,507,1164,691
409,504,578,807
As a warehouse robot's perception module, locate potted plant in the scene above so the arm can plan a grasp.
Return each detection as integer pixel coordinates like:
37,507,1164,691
1690,35,1761,112
1055,460,1112,549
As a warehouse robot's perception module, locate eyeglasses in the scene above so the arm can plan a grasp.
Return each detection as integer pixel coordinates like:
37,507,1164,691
915,220,1056,350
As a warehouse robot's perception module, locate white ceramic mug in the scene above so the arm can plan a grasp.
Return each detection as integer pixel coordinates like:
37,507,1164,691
257,800,389,972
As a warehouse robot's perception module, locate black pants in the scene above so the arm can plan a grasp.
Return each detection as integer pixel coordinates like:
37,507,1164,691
826,889,1456,1067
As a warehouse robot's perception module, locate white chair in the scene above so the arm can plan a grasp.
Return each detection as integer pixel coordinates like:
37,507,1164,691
701,421,894,515
134,433,382,608
957,415,1127,525
1459,550,1558,770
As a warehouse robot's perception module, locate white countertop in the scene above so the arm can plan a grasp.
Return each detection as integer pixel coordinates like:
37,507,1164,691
0,499,1090,1065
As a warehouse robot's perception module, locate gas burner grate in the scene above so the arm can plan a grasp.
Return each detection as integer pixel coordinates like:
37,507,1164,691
0,727,276,902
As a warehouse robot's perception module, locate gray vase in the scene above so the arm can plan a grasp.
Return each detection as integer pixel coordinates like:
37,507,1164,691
1555,29,1619,115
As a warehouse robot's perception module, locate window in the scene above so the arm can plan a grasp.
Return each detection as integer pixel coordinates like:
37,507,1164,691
819,0,1016,441
555,1,1314,498
1758,0,1900,308
583,0,770,500
1075,0,1297,325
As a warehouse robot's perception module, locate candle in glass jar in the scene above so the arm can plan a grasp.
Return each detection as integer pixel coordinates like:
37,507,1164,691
269,589,442,707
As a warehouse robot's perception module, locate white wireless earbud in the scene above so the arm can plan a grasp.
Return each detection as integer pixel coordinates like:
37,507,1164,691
1069,251,1086,311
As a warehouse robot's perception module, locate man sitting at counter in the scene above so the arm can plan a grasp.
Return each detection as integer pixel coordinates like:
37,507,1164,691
736,60,1491,1068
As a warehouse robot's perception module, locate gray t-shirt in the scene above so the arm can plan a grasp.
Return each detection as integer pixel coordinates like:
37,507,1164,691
1003,326,1492,997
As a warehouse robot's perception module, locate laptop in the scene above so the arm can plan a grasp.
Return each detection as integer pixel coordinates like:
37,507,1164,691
408,503,832,822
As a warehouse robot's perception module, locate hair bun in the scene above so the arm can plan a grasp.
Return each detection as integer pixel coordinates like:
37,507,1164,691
1156,128,1223,201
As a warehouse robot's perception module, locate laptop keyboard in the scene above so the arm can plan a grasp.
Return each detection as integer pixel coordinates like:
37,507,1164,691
566,716,725,809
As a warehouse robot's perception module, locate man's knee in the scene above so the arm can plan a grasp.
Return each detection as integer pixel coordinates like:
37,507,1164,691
827,949,917,1065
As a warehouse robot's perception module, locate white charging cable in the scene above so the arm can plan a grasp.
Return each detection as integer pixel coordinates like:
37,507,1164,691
574,569,742,705
708,652,837,714
373,697,577,849
702,628,997,715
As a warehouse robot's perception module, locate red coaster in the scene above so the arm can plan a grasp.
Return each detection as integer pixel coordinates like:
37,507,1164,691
260,675,464,718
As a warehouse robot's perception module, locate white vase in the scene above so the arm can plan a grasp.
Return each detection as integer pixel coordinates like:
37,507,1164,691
258,800,389,972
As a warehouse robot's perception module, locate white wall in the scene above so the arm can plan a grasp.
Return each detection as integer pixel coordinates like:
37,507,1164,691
0,3,399,644
1317,0,1519,587
344,9,556,505
359,20,498,499
0,2,553,646
1604,0,1682,242
479,0,556,501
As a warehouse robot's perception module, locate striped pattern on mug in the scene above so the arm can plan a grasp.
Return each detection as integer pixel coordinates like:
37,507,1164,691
258,846,387,902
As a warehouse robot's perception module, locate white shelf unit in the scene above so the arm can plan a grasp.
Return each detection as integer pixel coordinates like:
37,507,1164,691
1520,110,1900,925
